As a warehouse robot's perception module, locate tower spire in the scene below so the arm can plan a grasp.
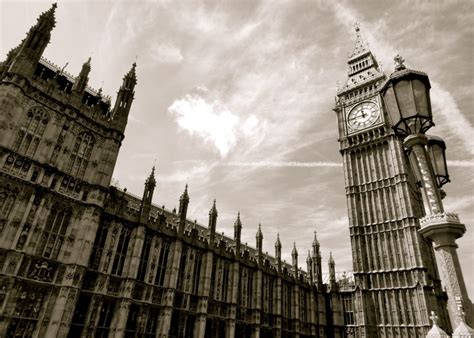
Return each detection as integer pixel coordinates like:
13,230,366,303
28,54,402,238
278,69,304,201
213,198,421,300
7,3,57,76
112,62,137,133
292,242,298,277
256,223,263,265
140,165,156,223
208,199,218,248
275,233,282,271
178,184,189,236
349,22,370,61
337,23,384,95
73,56,91,94
234,212,242,258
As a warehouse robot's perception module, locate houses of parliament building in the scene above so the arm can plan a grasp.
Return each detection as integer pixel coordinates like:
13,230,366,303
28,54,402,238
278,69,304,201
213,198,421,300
0,3,471,338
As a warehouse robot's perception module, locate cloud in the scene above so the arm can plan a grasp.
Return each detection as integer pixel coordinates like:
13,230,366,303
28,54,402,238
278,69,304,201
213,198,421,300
149,43,183,64
447,160,474,167
168,95,261,158
431,82,474,155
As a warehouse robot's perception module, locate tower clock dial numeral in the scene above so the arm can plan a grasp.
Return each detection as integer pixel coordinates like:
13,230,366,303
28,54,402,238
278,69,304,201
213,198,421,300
347,101,380,131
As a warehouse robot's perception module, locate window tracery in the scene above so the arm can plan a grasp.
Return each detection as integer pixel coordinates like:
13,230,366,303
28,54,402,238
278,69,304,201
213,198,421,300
36,204,72,259
0,186,19,232
13,107,49,158
7,284,46,337
67,132,94,178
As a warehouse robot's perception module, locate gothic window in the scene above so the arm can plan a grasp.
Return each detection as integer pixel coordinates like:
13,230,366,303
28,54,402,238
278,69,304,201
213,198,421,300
68,293,91,338
191,252,202,295
89,220,110,270
7,285,46,337
247,270,253,308
36,204,72,259
0,187,17,231
143,307,160,338
221,261,230,302
67,132,94,178
343,296,355,325
176,246,188,292
154,239,170,287
13,107,49,158
111,226,131,276
95,298,116,338
137,233,153,282
124,303,140,337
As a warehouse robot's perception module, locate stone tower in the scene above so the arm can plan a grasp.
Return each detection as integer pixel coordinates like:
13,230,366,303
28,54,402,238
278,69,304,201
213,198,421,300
0,3,136,336
333,25,449,336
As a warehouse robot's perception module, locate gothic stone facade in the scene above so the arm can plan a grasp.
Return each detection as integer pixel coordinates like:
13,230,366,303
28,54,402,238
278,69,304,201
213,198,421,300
0,4,354,338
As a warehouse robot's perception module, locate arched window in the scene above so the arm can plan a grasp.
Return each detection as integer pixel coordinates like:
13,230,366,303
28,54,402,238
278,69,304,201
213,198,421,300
67,132,94,178
0,186,18,232
13,107,49,158
36,204,72,259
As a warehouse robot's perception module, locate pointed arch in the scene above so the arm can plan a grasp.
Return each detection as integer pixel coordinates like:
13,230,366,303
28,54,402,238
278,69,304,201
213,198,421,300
13,106,50,157
36,202,73,259
67,131,94,178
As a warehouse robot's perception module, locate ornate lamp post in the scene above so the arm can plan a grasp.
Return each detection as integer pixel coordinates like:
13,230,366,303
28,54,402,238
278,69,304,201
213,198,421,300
380,55,472,329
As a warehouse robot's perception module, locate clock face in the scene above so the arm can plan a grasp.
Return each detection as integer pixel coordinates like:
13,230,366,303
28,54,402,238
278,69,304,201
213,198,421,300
347,101,380,131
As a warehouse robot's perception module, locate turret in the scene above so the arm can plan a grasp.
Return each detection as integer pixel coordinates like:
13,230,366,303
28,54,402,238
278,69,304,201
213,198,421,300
72,57,91,94
312,231,323,287
8,3,57,77
178,184,189,236
306,251,313,284
234,213,242,258
329,252,337,291
275,234,282,272
292,242,298,277
208,199,218,248
139,166,156,224
256,223,263,265
112,62,137,133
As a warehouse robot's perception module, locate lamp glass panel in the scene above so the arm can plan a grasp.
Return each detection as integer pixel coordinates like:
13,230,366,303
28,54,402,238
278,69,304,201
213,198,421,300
395,80,417,118
432,144,447,178
412,79,431,118
382,86,400,125
408,149,423,182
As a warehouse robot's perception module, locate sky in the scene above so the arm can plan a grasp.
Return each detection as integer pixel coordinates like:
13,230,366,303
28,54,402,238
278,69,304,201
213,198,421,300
1,0,473,296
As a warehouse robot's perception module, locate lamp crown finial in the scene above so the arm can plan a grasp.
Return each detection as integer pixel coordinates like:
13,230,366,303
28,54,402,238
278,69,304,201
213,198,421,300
394,54,406,71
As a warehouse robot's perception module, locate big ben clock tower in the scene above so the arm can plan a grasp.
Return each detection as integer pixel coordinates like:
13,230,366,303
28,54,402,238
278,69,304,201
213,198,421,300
334,25,449,337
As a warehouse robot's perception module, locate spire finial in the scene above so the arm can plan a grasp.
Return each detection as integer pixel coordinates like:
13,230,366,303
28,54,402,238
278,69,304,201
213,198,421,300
429,311,439,326
348,22,370,60
394,54,406,71
354,22,360,33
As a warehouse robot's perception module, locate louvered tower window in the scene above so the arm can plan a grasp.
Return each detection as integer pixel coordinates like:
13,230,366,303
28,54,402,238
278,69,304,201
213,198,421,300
13,107,49,158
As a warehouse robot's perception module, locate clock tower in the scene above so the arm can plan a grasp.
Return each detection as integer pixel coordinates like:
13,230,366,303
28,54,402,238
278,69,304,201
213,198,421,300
334,25,449,336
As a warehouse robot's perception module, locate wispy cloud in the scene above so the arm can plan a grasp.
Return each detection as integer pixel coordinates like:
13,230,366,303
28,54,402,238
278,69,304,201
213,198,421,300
220,161,342,168
149,43,183,64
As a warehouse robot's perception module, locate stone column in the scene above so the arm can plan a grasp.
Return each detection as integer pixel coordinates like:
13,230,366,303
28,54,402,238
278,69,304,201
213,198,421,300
157,240,182,336
225,261,239,338
420,213,472,329
109,298,132,338
274,277,282,338
251,269,262,338
194,251,213,338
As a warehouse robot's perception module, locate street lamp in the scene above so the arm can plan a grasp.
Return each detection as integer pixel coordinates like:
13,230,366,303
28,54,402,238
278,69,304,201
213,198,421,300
380,55,472,330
